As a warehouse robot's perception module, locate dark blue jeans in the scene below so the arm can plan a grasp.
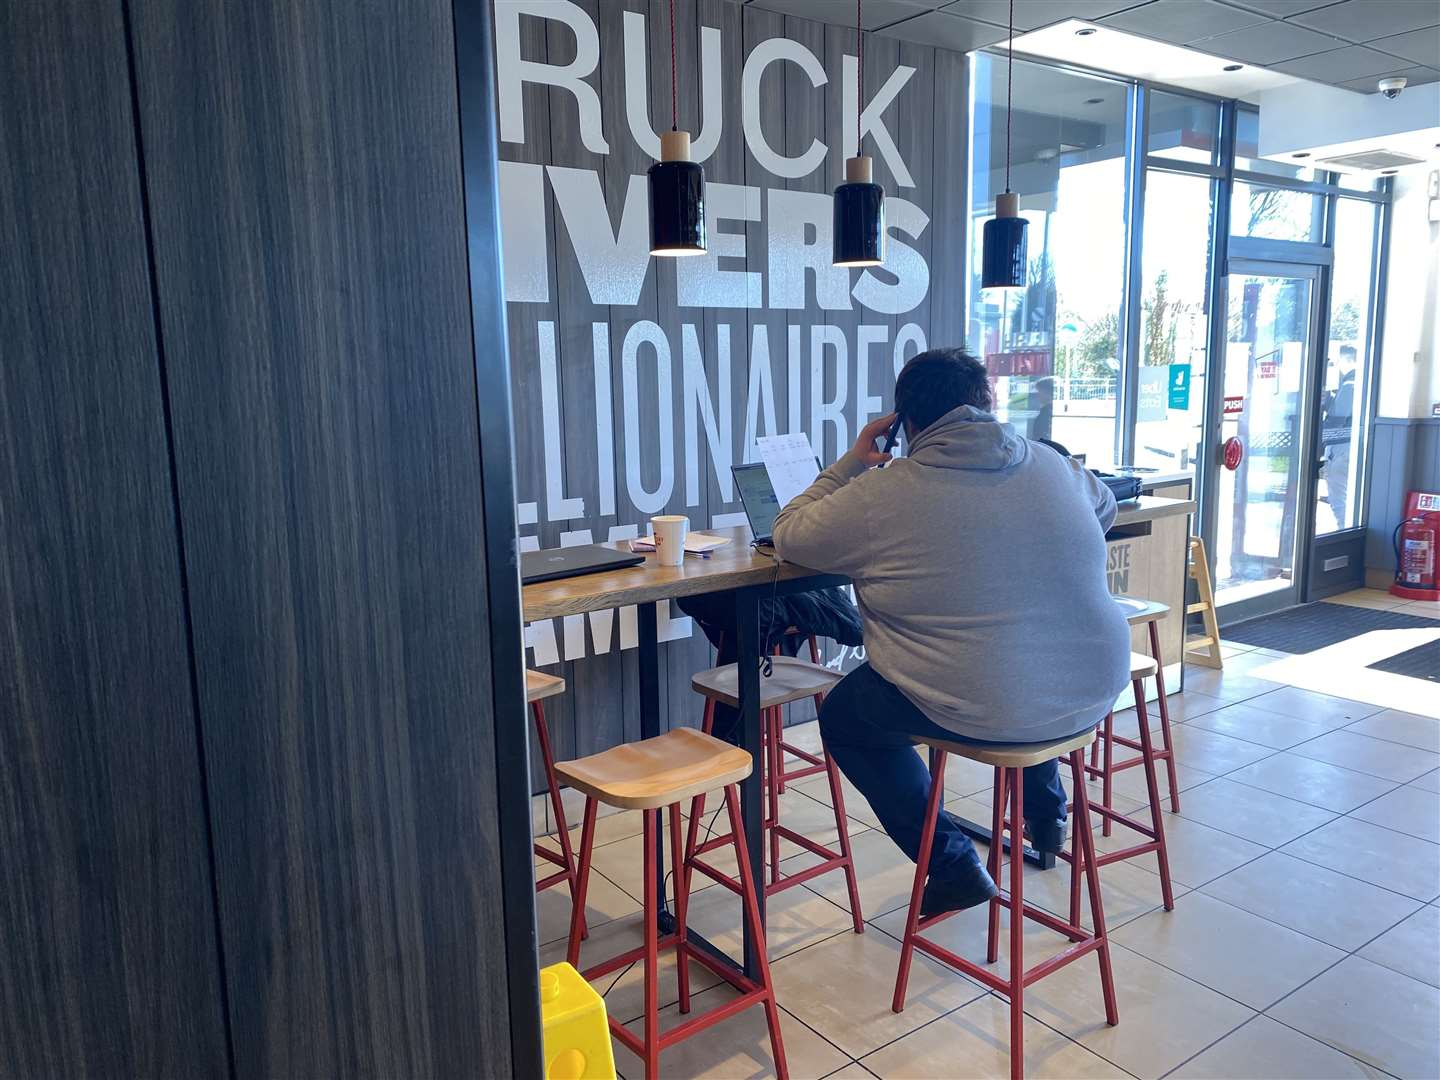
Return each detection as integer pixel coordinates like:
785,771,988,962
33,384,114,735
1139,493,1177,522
819,662,1070,884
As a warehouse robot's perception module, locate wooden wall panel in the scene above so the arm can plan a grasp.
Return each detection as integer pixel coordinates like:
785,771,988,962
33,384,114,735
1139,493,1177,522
0,1,229,1074
127,0,516,1073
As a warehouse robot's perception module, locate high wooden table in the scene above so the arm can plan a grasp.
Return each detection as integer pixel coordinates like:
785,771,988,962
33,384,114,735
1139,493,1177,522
522,526,846,982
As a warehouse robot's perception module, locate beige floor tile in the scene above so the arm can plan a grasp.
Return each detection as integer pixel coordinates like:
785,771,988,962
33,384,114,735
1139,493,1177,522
1243,686,1383,725
1094,811,1267,888
541,911,723,1027
795,771,882,830
1200,851,1423,950
1182,666,1286,705
1281,815,1440,902
1160,725,1276,774
869,894,1072,975
536,864,642,946
783,719,824,754
1022,852,1190,930
609,982,849,1080
1160,689,1229,723
861,994,1130,1080
1218,642,1255,658
1350,782,1440,843
1291,729,1440,783
1401,598,1440,620
1168,1015,1388,1079
1184,701,1349,750
1224,752,1399,813
1172,778,1336,846
1357,903,1440,988
1346,708,1440,752
942,753,1001,799
682,866,859,962
1111,892,1344,1009
1327,589,1409,610
532,792,551,836
1105,760,1216,807
587,828,733,907
1269,956,1440,1080
822,1062,879,1079
770,926,985,1059
1022,941,1253,1079
1412,768,1440,792
804,826,985,923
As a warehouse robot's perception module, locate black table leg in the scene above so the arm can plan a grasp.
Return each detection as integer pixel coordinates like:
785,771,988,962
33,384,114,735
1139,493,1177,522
733,586,764,980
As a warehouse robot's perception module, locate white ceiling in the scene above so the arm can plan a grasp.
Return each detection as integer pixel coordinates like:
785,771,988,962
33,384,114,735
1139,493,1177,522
744,0,1440,95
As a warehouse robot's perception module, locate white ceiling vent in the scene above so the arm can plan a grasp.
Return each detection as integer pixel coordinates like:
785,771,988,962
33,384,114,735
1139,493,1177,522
1319,149,1426,171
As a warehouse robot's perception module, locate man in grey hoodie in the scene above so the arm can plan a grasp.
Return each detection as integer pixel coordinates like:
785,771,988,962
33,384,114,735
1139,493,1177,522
773,348,1132,916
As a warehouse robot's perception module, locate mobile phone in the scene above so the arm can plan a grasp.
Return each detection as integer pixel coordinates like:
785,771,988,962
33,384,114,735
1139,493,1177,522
881,413,904,454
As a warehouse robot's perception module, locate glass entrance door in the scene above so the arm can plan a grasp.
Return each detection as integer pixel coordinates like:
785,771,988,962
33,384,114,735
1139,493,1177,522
1212,266,1319,615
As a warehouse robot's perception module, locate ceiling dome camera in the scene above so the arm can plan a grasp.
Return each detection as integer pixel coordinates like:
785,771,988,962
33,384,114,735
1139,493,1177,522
1378,77,1407,99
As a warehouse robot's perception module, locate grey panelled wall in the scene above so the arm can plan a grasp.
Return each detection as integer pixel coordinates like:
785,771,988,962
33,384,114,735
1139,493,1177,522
0,1,229,1073
500,0,968,788
1366,417,1440,578
124,0,525,1074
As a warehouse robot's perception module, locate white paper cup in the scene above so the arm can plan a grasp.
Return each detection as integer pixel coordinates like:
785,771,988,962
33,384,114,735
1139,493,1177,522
651,515,689,567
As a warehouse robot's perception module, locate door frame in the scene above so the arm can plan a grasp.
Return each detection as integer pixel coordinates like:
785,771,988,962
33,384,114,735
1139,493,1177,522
1202,250,1333,624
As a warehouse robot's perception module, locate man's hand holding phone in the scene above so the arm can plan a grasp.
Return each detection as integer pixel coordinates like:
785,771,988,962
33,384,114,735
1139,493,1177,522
854,412,900,469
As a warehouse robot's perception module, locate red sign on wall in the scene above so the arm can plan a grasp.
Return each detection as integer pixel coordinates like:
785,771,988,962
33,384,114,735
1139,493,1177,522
1223,395,1245,416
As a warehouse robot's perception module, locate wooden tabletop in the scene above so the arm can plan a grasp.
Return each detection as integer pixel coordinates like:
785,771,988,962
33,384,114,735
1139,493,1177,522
1113,495,1196,527
521,526,832,621
521,498,1196,621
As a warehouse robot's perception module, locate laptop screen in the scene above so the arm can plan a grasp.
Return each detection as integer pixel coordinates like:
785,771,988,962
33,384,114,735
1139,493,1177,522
733,463,783,541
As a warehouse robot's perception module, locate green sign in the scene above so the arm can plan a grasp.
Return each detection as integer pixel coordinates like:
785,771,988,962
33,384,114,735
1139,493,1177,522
1168,363,1192,410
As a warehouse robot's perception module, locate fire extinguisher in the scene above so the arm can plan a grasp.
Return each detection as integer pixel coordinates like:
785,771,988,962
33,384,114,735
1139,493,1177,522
1391,490,1440,601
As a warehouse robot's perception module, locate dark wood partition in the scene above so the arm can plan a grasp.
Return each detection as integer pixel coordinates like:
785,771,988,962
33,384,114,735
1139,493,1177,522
126,0,528,1073
0,2,230,1073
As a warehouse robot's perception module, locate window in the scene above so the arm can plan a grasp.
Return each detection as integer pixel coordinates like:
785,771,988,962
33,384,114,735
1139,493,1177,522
1147,91,1220,167
1232,181,1324,243
1316,198,1379,534
1234,108,1316,182
1134,170,1215,472
968,55,1130,463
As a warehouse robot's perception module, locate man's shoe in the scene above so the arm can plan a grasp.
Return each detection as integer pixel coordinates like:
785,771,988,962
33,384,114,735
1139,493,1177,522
919,863,999,919
1026,817,1069,855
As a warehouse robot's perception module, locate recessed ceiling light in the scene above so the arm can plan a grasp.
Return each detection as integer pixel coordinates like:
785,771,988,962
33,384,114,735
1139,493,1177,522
1084,97,1104,105
1292,152,1310,159
1223,64,1243,72
1075,27,1097,36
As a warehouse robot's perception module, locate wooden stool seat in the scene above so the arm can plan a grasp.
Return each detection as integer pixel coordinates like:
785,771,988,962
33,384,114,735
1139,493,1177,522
1115,596,1169,626
913,727,1096,769
526,669,566,703
1130,651,1158,679
691,656,844,710
555,728,752,810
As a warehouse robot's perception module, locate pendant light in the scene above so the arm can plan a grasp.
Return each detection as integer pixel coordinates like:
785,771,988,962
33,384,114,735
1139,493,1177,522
649,0,706,256
981,0,1028,289
833,0,885,267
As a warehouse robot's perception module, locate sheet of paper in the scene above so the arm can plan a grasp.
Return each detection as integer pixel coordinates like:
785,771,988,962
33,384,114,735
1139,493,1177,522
756,433,821,509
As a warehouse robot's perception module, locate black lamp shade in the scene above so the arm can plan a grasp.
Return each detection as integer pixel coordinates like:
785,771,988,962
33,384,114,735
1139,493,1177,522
981,213,1028,289
648,159,706,256
833,181,885,267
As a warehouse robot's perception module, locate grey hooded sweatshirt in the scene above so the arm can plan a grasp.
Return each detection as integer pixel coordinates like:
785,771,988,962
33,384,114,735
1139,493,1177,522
773,405,1132,744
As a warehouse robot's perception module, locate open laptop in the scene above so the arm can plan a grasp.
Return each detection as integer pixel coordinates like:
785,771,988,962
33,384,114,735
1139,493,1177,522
521,544,644,585
732,463,785,545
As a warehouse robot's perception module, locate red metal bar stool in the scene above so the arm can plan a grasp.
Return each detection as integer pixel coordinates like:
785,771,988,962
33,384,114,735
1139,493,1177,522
528,669,586,939
1070,650,1176,918
891,729,1118,1080
559,728,788,1080
689,639,864,933
1095,598,1181,813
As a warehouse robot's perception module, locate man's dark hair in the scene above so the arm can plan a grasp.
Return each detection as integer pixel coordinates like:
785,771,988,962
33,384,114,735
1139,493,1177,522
894,348,993,434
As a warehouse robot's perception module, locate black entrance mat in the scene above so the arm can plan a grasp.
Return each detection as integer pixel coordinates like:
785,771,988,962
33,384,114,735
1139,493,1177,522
1369,639,1440,683
1221,601,1439,654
